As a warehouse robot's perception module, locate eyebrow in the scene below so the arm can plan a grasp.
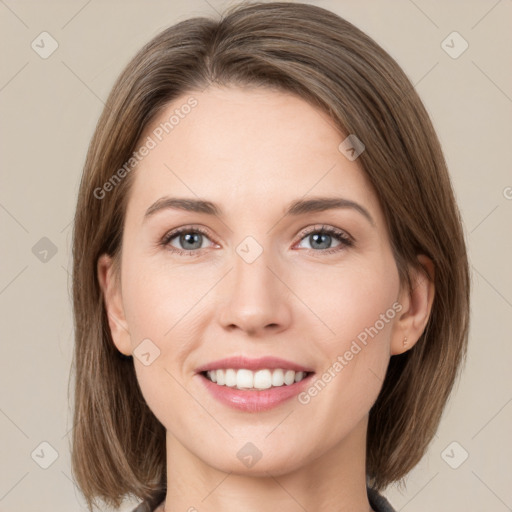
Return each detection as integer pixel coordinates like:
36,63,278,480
144,196,375,226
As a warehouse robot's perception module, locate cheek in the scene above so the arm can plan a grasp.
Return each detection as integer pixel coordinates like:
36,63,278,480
295,256,398,416
292,253,399,348
119,256,211,426
121,254,208,346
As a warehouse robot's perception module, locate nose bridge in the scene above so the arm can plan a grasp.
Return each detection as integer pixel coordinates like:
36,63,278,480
235,243,271,294
219,234,292,333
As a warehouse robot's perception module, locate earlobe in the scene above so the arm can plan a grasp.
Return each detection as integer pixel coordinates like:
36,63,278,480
97,254,132,356
391,255,435,355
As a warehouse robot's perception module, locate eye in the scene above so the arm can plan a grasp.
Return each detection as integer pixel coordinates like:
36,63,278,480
295,224,354,255
160,226,216,256
160,224,354,257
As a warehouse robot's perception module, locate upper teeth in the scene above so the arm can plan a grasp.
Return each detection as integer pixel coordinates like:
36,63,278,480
205,369,308,390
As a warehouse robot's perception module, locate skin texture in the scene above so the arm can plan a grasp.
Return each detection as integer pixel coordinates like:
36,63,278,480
98,86,435,512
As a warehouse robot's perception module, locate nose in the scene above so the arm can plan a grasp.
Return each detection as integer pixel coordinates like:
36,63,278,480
218,246,292,336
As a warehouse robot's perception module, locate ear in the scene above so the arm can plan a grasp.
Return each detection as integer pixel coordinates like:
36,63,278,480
390,254,435,355
97,254,132,356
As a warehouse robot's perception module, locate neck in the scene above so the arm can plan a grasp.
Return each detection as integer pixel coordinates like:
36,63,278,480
160,415,373,512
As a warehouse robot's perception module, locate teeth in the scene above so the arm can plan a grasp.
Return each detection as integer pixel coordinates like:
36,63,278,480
204,368,309,390
254,369,272,389
237,369,254,389
271,369,284,387
284,370,295,385
294,371,305,382
225,369,237,387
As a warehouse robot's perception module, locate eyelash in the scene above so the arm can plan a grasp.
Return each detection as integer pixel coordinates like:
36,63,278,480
159,224,354,257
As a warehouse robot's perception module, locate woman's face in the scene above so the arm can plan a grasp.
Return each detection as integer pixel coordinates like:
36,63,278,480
100,86,408,475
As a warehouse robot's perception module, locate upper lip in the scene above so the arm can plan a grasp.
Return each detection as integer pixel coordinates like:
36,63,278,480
195,356,315,373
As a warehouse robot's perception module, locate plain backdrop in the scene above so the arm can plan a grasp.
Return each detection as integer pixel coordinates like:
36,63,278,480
1,0,511,511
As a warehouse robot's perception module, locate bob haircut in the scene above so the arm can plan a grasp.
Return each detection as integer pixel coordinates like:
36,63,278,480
70,1,470,509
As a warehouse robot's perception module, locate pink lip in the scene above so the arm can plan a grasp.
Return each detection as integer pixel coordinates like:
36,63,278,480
195,355,314,373
197,371,314,412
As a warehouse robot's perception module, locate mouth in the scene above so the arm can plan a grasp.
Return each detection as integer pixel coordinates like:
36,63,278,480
195,356,315,412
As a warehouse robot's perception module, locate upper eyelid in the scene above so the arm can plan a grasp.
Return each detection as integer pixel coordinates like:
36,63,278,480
162,224,353,247
298,224,352,240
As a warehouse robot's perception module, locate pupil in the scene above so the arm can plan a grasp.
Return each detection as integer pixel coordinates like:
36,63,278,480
182,233,202,250
311,233,330,249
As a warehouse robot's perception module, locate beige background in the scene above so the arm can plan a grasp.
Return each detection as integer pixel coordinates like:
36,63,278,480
1,0,511,510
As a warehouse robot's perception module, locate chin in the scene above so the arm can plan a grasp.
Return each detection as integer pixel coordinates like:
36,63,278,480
197,443,310,477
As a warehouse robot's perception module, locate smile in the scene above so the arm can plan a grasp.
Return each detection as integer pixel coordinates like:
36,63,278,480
203,368,311,390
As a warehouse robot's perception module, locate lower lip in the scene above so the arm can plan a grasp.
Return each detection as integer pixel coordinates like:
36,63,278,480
197,372,314,412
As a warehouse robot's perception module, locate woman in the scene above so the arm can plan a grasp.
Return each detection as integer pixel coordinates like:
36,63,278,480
70,2,470,511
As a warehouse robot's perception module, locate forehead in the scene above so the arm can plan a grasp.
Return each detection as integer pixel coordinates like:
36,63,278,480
127,86,380,223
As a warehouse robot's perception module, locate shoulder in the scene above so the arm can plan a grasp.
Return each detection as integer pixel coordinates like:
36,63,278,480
131,503,151,512
131,501,163,512
132,488,394,512
131,491,166,512
131,489,393,512
367,486,396,512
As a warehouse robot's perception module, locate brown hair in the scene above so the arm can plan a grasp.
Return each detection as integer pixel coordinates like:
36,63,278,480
70,1,470,509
